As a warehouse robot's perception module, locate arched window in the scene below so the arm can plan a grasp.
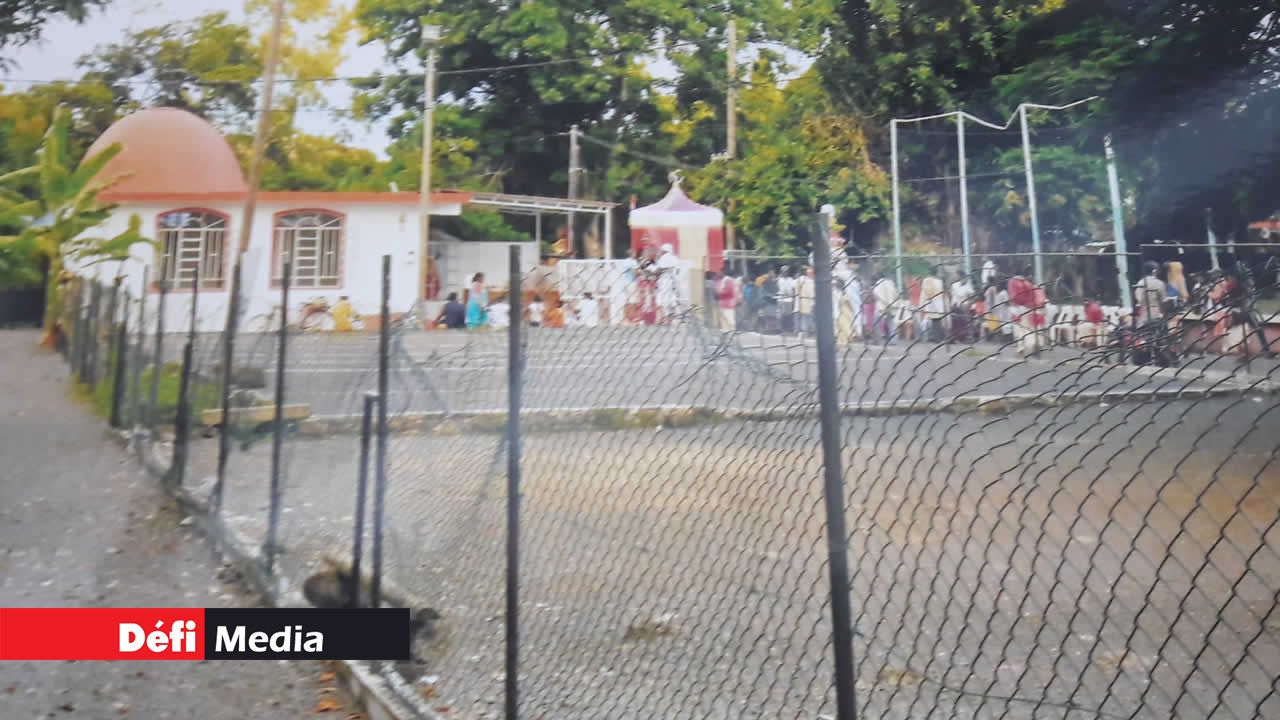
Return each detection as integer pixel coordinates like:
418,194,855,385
157,210,228,290
273,211,343,288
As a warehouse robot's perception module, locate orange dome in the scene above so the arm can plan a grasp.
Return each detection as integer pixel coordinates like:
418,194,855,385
86,107,247,200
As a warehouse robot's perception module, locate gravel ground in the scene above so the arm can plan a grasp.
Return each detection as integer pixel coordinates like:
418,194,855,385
180,326,1280,719
0,330,351,720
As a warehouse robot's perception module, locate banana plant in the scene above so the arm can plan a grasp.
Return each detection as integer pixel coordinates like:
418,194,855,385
0,106,154,346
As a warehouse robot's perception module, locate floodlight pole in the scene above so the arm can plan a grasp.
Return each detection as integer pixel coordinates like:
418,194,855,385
957,113,972,277
1104,134,1132,311
1206,207,1221,271
890,119,904,289
1019,105,1044,283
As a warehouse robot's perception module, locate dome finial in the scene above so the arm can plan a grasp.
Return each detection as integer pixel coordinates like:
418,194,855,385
668,170,683,190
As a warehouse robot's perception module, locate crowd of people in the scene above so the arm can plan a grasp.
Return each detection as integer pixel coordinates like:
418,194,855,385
426,248,1276,363
699,259,1062,356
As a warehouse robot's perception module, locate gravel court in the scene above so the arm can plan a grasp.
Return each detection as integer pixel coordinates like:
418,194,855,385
178,313,1280,719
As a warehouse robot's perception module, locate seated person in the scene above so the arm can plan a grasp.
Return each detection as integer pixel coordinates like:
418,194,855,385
436,292,467,329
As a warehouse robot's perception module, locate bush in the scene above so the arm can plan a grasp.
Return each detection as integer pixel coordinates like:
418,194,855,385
73,360,220,426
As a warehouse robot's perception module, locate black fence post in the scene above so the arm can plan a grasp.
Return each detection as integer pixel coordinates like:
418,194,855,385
170,266,200,490
86,282,102,388
129,268,148,430
105,276,121,382
811,213,858,720
264,256,291,575
370,255,391,608
169,339,194,489
148,279,168,436
350,391,378,609
505,244,524,720
71,281,87,380
109,292,130,429
214,262,242,515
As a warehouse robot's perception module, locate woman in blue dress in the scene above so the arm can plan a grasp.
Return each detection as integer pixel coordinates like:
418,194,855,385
466,272,489,328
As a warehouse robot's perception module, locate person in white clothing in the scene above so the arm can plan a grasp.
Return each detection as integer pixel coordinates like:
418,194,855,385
981,259,997,286
920,270,947,342
777,267,798,334
578,292,600,327
843,270,864,339
795,267,816,335
871,273,900,344
528,295,545,327
487,299,510,329
949,272,976,342
654,244,682,320
1134,261,1167,322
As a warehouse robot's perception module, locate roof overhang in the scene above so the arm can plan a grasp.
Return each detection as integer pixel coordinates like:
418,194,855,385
98,190,472,216
465,191,618,215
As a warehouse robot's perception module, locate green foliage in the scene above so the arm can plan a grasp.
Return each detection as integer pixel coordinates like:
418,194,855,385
0,106,152,337
979,143,1108,245
0,1,109,61
687,66,889,254
77,12,263,128
74,361,219,424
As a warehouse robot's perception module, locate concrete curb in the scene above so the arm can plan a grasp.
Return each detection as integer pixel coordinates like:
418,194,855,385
117,428,440,720
288,381,1274,436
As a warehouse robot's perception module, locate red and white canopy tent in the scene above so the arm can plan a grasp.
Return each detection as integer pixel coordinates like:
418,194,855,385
629,175,725,273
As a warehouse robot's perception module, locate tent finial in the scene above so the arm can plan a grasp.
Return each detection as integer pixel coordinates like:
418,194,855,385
668,170,683,189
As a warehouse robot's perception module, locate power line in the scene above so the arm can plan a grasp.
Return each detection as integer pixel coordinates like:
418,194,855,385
578,133,691,169
0,40,709,89
901,168,1022,183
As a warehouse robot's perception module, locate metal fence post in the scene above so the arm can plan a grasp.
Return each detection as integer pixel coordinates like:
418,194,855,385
170,266,200,490
86,282,102,388
129,268,149,430
109,292,130,429
105,275,121,368
505,244,524,720
169,337,194,489
811,212,858,720
214,262,242,515
371,255,391,608
148,279,168,435
71,281,86,380
350,391,378,608
264,255,291,575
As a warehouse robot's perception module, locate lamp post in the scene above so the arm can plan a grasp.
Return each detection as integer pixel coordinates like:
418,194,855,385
418,21,442,307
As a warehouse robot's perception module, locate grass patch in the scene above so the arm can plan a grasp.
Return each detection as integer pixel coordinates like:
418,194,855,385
72,360,220,425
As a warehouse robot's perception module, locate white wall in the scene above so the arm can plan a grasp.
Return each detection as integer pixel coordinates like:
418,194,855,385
72,201,434,333
71,202,536,333
437,240,538,299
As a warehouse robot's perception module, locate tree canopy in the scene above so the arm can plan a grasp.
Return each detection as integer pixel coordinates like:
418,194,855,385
0,1,108,62
3,0,1280,262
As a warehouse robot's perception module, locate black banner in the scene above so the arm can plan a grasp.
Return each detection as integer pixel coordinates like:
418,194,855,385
203,608,410,660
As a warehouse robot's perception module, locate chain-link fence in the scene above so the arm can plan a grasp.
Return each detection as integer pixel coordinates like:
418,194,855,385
58,226,1280,719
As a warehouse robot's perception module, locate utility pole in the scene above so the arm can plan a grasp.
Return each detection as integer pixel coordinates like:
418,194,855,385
219,0,284,508
417,21,442,306
1019,105,1044,283
235,0,286,258
568,124,581,258
1104,134,1131,311
956,113,972,277
725,17,737,253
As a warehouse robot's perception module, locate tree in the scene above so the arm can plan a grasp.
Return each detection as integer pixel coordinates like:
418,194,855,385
687,62,889,254
76,11,264,129
353,0,815,246
0,1,108,62
0,106,149,345
0,79,118,175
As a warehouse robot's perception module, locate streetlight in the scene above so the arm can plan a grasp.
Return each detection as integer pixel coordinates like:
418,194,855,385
418,21,442,307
